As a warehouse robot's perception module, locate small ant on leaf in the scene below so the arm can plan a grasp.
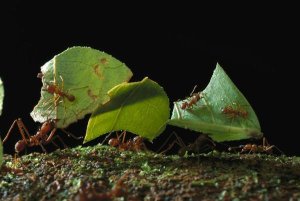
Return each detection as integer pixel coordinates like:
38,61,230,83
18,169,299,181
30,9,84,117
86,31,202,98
41,75,76,103
3,118,82,153
228,137,283,154
158,132,216,156
181,85,204,110
221,103,248,119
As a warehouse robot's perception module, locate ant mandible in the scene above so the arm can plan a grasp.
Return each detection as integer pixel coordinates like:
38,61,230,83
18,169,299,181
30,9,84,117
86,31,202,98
181,85,204,110
107,131,147,152
3,118,81,153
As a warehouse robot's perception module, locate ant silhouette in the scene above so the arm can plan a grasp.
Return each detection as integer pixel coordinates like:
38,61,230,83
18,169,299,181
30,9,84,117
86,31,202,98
158,132,216,156
107,131,147,152
3,118,82,154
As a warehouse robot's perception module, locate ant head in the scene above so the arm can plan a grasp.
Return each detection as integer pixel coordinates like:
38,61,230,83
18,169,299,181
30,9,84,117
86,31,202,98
133,136,143,144
108,138,120,147
15,140,26,153
41,119,56,130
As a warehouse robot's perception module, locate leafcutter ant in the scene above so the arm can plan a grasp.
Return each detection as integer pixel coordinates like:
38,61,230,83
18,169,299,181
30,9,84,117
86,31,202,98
228,137,283,154
3,118,82,153
158,132,216,156
221,103,248,119
181,85,204,110
107,131,147,152
41,75,75,103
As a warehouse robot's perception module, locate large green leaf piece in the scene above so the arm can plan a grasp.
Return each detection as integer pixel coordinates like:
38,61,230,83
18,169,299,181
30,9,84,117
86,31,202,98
84,77,170,143
31,47,133,128
168,64,262,142
0,78,3,115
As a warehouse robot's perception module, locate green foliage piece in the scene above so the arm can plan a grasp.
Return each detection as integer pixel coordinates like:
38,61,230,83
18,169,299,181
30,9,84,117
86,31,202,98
0,78,3,115
0,138,2,167
168,63,262,142
31,46,133,128
84,77,170,143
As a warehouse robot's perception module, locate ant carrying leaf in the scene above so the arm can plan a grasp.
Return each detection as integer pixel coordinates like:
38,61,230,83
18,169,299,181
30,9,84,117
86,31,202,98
31,46,133,129
169,64,263,142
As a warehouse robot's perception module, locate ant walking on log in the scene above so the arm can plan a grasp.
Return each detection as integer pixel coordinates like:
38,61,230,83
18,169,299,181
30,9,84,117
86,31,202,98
181,85,204,110
228,137,283,154
104,131,147,152
158,132,216,156
3,118,82,154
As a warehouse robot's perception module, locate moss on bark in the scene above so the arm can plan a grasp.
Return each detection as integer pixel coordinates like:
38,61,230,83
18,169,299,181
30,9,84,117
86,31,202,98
1,145,300,200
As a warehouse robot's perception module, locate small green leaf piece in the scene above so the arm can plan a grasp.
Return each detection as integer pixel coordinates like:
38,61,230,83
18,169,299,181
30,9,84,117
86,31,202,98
84,77,170,143
0,78,3,115
31,46,133,128
168,63,262,142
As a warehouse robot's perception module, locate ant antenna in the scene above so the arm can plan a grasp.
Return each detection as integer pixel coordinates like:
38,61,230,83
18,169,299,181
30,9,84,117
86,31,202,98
190,85,198,96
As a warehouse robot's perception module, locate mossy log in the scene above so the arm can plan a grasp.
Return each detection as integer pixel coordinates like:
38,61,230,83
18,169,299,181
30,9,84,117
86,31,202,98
1,145,300,200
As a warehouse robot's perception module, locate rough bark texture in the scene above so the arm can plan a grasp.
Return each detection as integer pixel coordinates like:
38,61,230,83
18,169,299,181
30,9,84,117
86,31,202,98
1,145,300,200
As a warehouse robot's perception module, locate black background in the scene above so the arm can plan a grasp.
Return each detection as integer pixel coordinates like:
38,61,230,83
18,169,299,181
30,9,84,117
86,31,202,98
1,2,299,155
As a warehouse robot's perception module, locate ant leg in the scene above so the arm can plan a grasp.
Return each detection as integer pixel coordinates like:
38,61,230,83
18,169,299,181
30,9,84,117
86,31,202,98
44,128,57,144
3,119,19,143
263,138,284,155
3,119,31,145
156,131,177,153
119,131,127,144
52,135,68,149
50,139,60,149
39,143,48,153
101,131,114,145
61,129,83,140
190,85,198,96
158,132,186,154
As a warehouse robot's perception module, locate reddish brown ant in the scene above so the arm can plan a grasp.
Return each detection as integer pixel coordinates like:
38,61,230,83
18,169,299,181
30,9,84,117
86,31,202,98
158,132,216,156
3,118,81,153
107,131,147,152
228,137,283,154
180,85,204,110
42,75,75,102
222,103,248,119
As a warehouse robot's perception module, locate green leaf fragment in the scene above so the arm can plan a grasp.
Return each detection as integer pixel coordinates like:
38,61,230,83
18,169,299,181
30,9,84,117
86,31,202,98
0,138,2,167
168,63,262,142
84,77,170,143
30,46,133,128
0,78,3,115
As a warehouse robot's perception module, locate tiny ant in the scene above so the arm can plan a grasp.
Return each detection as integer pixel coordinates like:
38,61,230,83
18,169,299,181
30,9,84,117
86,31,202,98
158,132,216,156
108,131,147,152
42,75,75,102
181,85,204,110
228,137,283,154
222,104,248,119
3,118,81,153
